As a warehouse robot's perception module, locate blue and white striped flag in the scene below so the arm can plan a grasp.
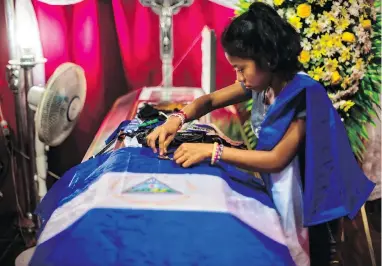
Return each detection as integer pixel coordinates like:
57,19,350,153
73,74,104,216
31,147,294,266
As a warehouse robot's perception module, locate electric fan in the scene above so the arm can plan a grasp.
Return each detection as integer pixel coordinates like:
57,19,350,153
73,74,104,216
27,62,87,199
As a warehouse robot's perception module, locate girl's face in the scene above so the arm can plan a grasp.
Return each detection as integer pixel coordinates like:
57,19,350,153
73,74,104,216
225,53,271,93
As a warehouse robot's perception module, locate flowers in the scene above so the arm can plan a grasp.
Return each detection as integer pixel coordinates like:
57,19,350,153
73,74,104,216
235,0,375,115
288,16,303,31
331,71,342,85
297,3,311,18
361,19,372,30
273,0,284,6
235,0,380,160
299,50,310,64
342,32,356,42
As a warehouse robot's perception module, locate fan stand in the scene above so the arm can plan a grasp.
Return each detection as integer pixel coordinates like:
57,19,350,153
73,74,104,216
7,49,46,242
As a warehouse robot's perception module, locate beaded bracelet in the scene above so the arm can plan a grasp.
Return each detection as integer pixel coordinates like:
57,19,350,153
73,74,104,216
168,113,186,129
178,110,188,122
211,143,224,165
211,142,218,165
216,144,224,162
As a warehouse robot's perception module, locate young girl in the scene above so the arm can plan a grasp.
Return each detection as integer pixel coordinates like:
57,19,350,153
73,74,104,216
146,3,375,265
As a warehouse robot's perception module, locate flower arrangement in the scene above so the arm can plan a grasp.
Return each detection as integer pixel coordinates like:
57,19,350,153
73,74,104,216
236,0,381,161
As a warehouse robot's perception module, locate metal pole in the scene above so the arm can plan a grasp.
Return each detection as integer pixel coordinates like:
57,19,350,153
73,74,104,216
139,0,193,90
23,66,37,211
4,0,32,214
159,9,173,88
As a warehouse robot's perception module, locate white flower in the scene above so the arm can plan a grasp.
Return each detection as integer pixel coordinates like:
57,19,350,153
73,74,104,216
306,14,315,25
348,5,360,17
323,71,332,81
359,31,369,44
370,8,377,21
301,38,312,51
349,43,357,52
303,28,314,38
363,40,372,53
332,1,342,9
285,8,296,19
350,68,364,81
277,9,285,18
353,46,361,58
353,24,370,45
335,27,344,35
331,2,341,17
317,14,331,33
326,48,336,57
260,0,274,7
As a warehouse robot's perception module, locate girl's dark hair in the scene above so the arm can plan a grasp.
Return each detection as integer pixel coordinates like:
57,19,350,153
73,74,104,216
221,2,302,74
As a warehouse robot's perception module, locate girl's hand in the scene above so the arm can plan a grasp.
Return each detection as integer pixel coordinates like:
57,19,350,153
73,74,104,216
173,143,213,168
146,116,182,155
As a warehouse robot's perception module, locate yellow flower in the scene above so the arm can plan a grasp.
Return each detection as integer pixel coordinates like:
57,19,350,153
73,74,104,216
320,33,334,48
308,21,321,35
241,2,251,10
342,32,356,43
333,35,343,48
299,50,310,64
323,11,336,22
340,100,355,112
308,66,324,81
337,18,351,31
361,19,372,30
340,7,348,17
339,48,351,62
355,59,364,70
311,46,323,60
288,16,302,30
331,71,342,85
297,4,311,18
318,0,327,7
326,58,339,72
274,0,285,6
341,76,352,89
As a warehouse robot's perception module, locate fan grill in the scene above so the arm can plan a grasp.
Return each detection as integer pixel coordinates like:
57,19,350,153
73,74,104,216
37,63,86,146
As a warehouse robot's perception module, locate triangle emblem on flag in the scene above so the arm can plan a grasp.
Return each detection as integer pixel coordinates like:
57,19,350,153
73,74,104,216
123,177,181,194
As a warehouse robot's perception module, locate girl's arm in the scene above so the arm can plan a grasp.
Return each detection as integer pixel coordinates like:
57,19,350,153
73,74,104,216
180,82,251,122
147,82,251,155
221,119,306,173
174,119,306,172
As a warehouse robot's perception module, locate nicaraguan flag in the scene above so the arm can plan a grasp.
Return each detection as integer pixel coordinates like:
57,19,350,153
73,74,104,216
30,147,295,266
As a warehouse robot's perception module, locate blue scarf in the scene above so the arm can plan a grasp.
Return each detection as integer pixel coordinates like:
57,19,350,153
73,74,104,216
256,73,375,226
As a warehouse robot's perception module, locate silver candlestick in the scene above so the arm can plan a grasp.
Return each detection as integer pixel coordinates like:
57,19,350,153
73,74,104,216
140,0,193,88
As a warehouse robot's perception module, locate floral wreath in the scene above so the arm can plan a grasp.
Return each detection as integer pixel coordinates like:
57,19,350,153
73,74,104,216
236,0,381,161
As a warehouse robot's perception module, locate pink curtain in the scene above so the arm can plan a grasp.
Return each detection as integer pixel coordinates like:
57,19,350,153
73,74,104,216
31,0,128,176
112,0,237,90
0,2,15,132
0,0,236,178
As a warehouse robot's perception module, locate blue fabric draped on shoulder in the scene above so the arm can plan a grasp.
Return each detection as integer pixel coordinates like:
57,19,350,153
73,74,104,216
256,73,375,226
